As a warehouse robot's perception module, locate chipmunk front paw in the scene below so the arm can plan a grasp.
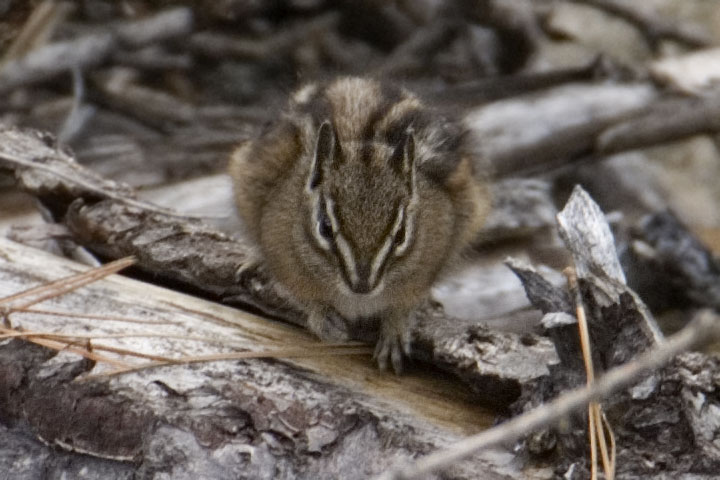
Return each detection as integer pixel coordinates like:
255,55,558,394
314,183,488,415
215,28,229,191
373,315,412,374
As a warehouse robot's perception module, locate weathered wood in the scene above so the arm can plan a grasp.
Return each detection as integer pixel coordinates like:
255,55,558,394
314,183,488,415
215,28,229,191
569,0,712,48
597,94,720,156
0,237,542,479
465,82,720,181
379,309,720,480
464,82,658,177
510,186,720,478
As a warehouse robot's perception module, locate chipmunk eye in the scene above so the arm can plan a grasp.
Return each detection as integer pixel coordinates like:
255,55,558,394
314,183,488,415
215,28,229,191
310,193,337,251
315,195,336,246
318,210,333,240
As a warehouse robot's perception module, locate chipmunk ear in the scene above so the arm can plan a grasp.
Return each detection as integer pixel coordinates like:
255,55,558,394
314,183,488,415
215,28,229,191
308,120,336,191
388,128,415,190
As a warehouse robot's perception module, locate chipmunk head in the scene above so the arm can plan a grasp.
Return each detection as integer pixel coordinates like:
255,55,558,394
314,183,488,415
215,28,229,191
304,120,418,295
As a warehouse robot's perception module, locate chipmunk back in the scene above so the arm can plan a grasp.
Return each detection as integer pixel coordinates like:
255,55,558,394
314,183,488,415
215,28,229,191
229,77,489,372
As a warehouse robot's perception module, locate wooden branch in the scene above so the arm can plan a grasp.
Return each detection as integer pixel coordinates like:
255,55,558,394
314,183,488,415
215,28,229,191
480,178,558,243
469,84,720,178
112,46,193,71
111,7,193,49
505,258,572,315
92,70,198,129
0,126,213,218
427,58,603,106
375,20,460,77
0,33,115,95
556,186,627,284
569,0,712,49
0,7,193,95
466,82,658,178
188,13,339,60
378,309,720,480
0,0,71,64
597,94,720,155
650,47,720,93
508,186,720,477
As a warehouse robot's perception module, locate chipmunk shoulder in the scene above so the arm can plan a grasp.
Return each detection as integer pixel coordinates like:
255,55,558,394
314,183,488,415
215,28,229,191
229,76,490,372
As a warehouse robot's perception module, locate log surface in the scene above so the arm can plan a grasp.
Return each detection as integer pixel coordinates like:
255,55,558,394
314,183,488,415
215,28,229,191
0,237,541,479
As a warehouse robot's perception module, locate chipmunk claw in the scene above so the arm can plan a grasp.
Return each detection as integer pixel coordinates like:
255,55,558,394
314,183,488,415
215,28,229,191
373,322,412,374
234,253,265,284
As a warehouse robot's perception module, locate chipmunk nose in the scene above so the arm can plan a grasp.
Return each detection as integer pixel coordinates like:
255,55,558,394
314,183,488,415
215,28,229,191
350,262,373,294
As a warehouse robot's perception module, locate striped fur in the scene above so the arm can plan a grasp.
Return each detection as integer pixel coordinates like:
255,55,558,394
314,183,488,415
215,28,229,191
229,77,490,372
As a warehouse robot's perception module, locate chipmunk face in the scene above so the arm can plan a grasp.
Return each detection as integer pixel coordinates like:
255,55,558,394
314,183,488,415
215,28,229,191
304,121,418,295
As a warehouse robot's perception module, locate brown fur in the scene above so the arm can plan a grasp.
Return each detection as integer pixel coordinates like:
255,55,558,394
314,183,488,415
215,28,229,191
229,77,490,372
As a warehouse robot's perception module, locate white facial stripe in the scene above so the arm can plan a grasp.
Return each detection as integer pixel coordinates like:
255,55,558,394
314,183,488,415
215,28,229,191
325,197,340,232
396,221,411,256
321,198,357,284
315,198,415,293
309,194,360,289
394,205,414,257
391,206,405,236
368,206,406,286
336,234,358,286
370,236,393,287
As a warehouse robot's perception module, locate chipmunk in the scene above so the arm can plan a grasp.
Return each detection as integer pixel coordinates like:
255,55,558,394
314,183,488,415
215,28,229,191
229,77,489,373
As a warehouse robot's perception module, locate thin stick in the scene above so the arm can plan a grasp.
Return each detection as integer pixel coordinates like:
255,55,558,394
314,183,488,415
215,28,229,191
60,339,180,363
589,402,598,480
602,411,617,475
0,257,135,310
566,268,615,479
18,334,133,369
1,323,369,373
0,0,71,65
595,406,615,480
0,148,218,219
10,307,171,325
565,267,601,479
0,327,177,362
374,310,720,480
0,329,362,352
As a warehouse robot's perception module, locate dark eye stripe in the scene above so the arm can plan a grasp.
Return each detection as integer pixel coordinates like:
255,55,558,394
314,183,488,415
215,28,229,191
309,193,335,251
318,213,333,239
394,222,406,247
